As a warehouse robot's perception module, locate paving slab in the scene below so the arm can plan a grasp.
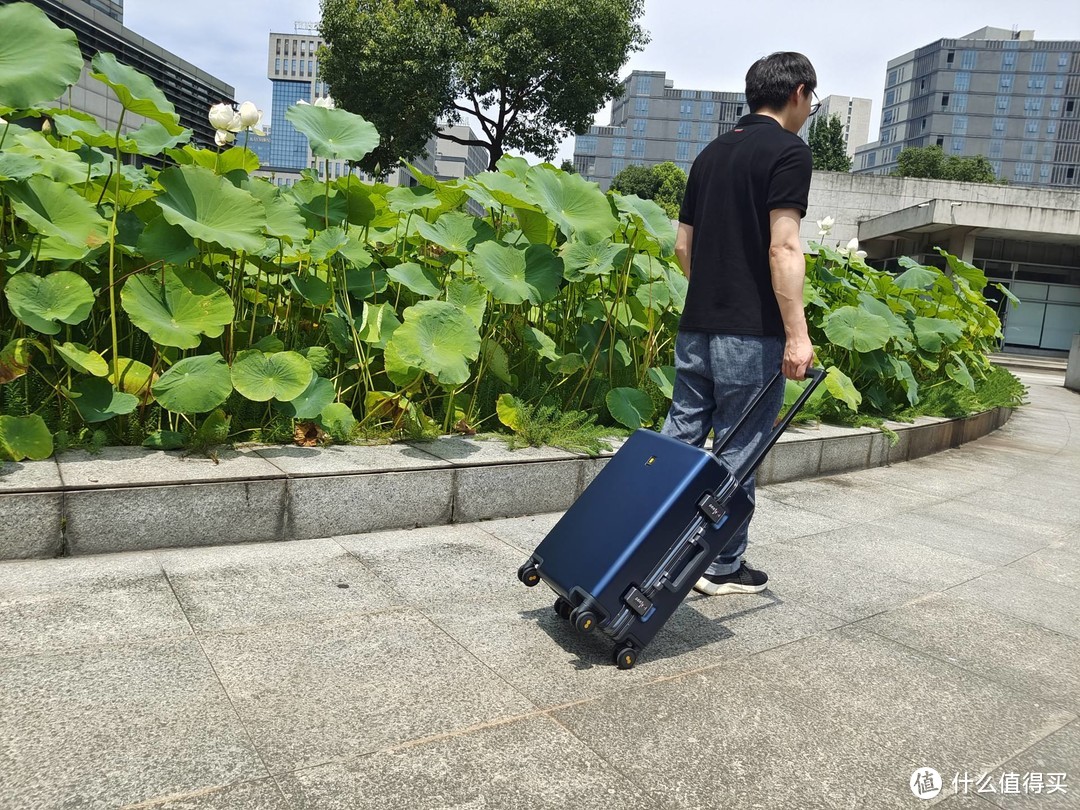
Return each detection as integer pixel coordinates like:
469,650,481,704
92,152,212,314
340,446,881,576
947,569,1080,641
763,474,945,524
198,608,533,773
284,469,454,538
276,715,653,810
158,538,403,633
782,522,997,589
748,540,927,622
739,626,1077,783
742,492,851,544
0,638,267,809
64,480,288,555
253,442,449,476
472,511,564,554
868,510,1054,567
121,778,292,809
57,446,282,488
857,593,1080,714
0,552,190,656
983,721,1080,809
553,661,922,810
1007,542,1080,592
0,458,62,492
0,490,63,559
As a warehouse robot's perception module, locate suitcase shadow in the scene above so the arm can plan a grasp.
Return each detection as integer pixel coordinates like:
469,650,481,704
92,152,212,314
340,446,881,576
519,590,784,669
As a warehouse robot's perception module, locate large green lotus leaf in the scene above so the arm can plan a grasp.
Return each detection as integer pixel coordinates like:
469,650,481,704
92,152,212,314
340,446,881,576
913,316,964,353
5,271,94,335
8,130,90,185
289,272,332,306
388,300,481,387
614,194,677,256
136,216,198,265
275,374,336,419
0,414,54,461
647,366,676,400
89,52,184,134
56,342,109,377
125,120,191,156
110,356,156,404
416,212,496,254
382,337,425,389
121,266,235,349
824,306,891,353
345,267,389,299
894,258,941,290
318,402,357,438
334,177,378,227
299,346,331,375
446,279,487,330
496,155,531,178
664,266,688,309
356,302,401,349
321,313,353,353
514,207,556,245
606,387,654,429
309,227,349,262
143,430,186,450
387,262,441,298
635,281,672,313
244,178,308,243
856,293,913,348
0,339,34,384
481,338,512,384
0,4,82,111
562,239,622,279
472,242,563,305
469,172,539,211
521,325,559,362
0,152,40,181
152,353,233,413
340,238,373,269
68,377,139,423
155,165,266,253
231,350,313,403
937,248,988,292
401,161,469,215
526,167,618,244
6,176,109,260
823,366,862,412
284,104,378,162
947,358,976,392
548,352,586,376
386,185,440,214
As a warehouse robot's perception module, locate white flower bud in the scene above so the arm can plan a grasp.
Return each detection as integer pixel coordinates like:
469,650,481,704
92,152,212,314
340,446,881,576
215,129,236,147
208,103,234,130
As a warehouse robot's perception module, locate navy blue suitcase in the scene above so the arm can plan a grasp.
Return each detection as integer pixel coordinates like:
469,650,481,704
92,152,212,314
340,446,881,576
517,368,825,669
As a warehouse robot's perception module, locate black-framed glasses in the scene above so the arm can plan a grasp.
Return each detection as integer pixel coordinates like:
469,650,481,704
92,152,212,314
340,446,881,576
809,92,821,116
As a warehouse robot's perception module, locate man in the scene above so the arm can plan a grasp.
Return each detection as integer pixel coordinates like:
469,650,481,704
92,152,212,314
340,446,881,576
663,52,817,596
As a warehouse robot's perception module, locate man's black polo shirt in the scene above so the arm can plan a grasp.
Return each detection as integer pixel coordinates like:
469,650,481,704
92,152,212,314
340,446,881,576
677,113,812,336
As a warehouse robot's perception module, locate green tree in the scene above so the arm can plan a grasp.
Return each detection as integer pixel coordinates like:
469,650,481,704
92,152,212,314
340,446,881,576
610,163,658,198
893,145,1002,184
319,0,649,174
559,159,577,174
808,114,852,172
609,162,686,218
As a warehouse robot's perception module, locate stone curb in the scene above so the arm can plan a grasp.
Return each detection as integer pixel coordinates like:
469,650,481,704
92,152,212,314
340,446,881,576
0,408,1012,560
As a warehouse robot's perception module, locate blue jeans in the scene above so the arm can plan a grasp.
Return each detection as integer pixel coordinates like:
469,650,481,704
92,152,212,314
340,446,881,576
661,331,785,576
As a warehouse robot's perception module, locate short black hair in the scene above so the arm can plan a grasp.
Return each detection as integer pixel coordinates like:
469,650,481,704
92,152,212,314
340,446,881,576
745,52,817,113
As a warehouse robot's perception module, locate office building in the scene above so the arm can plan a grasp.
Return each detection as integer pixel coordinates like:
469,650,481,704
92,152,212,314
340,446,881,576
1,0,234,149
572,70,746,191
798,94,873,158
853,27,1080,187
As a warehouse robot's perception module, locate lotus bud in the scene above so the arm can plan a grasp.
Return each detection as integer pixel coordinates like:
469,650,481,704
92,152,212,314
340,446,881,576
215,128,235,148
816,215,834,235
845,237,860,253
208,102,234,130
41,119,52,134
314,96,335,110
238,101,260,128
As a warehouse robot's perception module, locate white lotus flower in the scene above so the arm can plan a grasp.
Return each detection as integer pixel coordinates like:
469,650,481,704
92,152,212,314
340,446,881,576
315,96,335,109
208,103,234,130
215,128,236,148
838,236,868,260
816,215,835,236
238,101,265,134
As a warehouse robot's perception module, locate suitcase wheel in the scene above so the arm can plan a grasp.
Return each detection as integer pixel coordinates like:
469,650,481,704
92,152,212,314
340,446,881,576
614,646,638,670
571,608,597,634
517,563,540,587
553,597,573,621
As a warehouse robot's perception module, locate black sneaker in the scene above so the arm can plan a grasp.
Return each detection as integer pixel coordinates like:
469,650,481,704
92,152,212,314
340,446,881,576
693,563,768,596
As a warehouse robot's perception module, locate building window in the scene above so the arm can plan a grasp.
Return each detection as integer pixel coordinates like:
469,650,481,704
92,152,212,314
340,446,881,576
990,139,1003,158
699,122,711,140
991,161,1001,176
703,101,714,117
885,89,896,106
1026,120,1039,135
635,98,649,114
880,128,891,145
952,94,967,112
946,50,955,65
276,38,281,55
954,72,970,91
300,40,306,57
1040,164,1050,181
612,138,625,157
951,137,964,154
883,109,894,125
1060,52,1071,68
1056,77,1066,90
993,118,1006,133
1028,75,1046,91
1014,163,1032,181
936,135,945,147
676,142,690,160
1048,122,1057,135
961,50,977,70
632,119,646,133
680,102,693,118
611,158,624,175
865,152,877,168
996,95,1010,112
636,75,652,95
291,59,297,76
952,116,967,134
1002,51,1017,71
1024,98,1043,116
1031,51,1047,71
891,145,902,161
283,39,289,55
941,93,949,107
274,58,281,74
677,121,691,137
631,139,645,158
1022,142,1035,158
1000,74,1013,89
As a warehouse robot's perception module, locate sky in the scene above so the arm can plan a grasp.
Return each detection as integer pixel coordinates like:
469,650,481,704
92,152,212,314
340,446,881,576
124,0,1080,163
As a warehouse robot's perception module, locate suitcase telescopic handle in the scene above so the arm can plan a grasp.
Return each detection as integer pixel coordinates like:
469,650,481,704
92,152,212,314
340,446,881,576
712,367,826,486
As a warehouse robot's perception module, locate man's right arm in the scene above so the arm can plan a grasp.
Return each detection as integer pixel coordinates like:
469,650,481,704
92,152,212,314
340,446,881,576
768,208,813,380
675,223,693,278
